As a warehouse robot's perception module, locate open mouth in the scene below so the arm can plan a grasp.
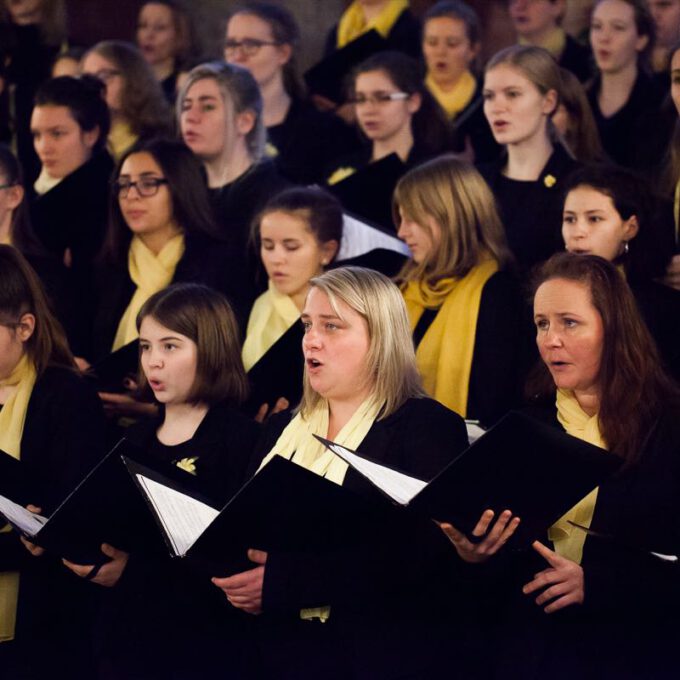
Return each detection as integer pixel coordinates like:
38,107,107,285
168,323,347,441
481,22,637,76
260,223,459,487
307,358,322,368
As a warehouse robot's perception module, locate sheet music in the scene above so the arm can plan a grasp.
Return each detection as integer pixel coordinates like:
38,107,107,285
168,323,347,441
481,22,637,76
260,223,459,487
327,443,427,506
0,494,48,536
465,420,486,444
136,475,219,557
337,213,410,261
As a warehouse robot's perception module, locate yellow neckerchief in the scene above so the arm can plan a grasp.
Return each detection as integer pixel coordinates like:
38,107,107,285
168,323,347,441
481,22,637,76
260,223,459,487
242,281,300,372
0,230,11,246
674,180,679,248
327,166,357,186
108,121,139,162
112,233,185,351
258,395,384,622
0,354,37,642
337,0,409,47
519,27,566,60
33,168,63,196
425,70,476,119
402,259,498,417
548,388,605,564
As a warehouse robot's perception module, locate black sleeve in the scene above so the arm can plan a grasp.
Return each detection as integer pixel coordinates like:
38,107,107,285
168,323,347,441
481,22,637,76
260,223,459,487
467,272,525,427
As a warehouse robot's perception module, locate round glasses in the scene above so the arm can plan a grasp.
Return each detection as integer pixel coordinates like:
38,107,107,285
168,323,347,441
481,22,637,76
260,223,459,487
114,177,169,198
348,92,410,106
224,38,280,57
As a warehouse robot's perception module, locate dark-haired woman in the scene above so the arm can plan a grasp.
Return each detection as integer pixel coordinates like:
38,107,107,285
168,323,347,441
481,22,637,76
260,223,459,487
225,2,357,185
483,253,680,678
82,41,174,161
587,0,673,172
66,283,260,679
561,164,680,379
136,0,197,103
0,245,107,678
92,139,241,421
28,75,114,355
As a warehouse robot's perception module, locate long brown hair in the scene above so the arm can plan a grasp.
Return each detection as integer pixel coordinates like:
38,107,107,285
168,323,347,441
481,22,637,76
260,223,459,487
0,245,74,375
526,253,680,463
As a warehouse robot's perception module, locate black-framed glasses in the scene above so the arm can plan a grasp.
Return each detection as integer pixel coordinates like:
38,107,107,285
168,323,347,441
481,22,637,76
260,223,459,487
0,182,16,190
114,177,169,198
91,68,121,83
223,38,280,57
348,92,410,106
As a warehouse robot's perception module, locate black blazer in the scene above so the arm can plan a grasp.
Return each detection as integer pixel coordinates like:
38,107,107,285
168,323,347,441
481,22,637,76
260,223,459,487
92,231,244,361
478,145,581,274
559,34,593,83
94,403,261,680
268,97,359,185
323,9,421,60
249,397,472,680
412,270,526,426
493,401,680,680
0,366,108,678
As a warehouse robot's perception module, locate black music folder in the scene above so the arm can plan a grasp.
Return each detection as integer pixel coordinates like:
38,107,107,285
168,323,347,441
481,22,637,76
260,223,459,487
316,410,622,547
86,339,139,392
0,439,175,564
242,322,305,417
127,454,383,574
304,29,388,104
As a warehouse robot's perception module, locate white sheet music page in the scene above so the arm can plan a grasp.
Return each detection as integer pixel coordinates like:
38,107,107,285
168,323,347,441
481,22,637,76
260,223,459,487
136,475,219,557
0,494,48,536
327,443,427,506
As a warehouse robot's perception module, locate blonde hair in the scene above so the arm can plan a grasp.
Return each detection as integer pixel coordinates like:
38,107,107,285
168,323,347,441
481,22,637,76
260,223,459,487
393,155,512,286
299,267,425,419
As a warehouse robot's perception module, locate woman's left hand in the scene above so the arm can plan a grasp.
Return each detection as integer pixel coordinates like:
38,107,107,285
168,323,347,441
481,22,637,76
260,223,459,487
212,549,267,615
20,505,45,557
62,543,130,588
523,540,584,613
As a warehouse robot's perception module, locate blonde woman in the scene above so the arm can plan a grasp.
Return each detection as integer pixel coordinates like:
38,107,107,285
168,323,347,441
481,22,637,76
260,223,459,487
395,155,523,426
213,266,469,679
480,44,580,273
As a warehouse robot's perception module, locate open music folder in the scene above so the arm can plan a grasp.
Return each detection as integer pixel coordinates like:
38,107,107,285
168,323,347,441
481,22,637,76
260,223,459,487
315,410,623,547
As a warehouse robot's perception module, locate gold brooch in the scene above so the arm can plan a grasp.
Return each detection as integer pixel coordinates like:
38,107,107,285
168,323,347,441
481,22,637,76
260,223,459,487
175,456,198,475
543,174,556,188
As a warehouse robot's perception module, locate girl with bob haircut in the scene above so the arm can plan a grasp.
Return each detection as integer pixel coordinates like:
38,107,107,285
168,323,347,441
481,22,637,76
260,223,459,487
64,282,260,679
0,245,106,678
243,186,342,418
421,0,499,162
178,61,288,307
224,2,356,184
480,44,580,274
587,0,671,172
561,163,680,377
481,252,680,677
394,154,522,425
214,265,471,679
81,40,173,160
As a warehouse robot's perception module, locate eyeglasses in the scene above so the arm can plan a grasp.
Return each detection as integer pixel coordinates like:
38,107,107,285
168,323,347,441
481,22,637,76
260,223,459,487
114,177,169,198
224,38,280,57
0,182,16,190
91,68,121,83
348,92,410,106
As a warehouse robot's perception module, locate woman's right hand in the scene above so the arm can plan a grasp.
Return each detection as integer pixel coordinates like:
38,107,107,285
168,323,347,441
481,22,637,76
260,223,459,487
62,543,129,588
438,509,520,564
254,397,290,423
664,254,680,291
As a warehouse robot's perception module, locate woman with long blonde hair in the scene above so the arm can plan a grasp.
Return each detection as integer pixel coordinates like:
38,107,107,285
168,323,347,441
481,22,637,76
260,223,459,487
395,154,523,425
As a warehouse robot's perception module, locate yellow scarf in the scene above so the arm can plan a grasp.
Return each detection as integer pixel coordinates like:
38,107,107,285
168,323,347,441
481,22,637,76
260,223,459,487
336,0,409,48
33,168,63,196
112,234,185,351
0,231,11,246
548,388,605,564
426,71,477,119
242,282,300,372
519,27,566,60
258,395,384,621
402,259,498,417
108,121,139,162
0,354,37,642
